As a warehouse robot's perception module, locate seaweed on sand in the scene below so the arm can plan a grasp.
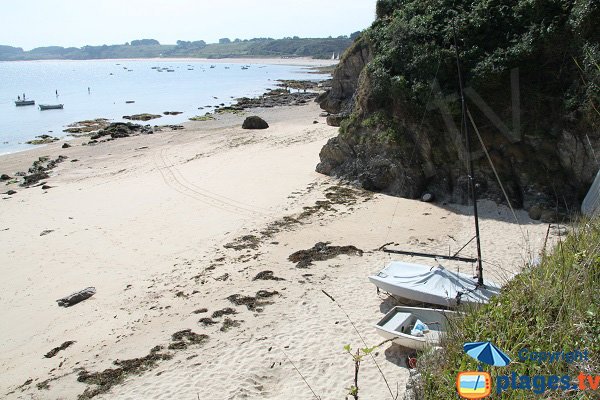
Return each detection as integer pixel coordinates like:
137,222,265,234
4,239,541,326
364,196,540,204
288,242,363,268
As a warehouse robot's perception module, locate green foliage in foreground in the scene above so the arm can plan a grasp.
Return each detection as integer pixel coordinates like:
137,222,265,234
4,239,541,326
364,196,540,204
419,217,600,399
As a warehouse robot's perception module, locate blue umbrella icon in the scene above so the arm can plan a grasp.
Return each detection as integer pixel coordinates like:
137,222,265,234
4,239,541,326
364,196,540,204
464,342,511,367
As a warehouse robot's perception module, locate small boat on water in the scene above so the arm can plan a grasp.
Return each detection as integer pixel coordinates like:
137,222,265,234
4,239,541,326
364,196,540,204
374,306,455,350
15,100,35,106
39,104,64,110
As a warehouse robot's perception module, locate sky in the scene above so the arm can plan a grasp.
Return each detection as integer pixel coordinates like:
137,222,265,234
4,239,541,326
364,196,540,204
0,0,376,50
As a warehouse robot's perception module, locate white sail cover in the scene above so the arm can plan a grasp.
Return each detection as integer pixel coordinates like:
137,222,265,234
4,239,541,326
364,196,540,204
582,169,600,217
368,261,501,307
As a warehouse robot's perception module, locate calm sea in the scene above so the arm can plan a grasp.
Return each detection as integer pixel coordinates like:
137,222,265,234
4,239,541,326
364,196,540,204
0,59,328,154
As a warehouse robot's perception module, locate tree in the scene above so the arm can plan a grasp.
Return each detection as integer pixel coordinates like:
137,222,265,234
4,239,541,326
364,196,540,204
131,39,160,46
350,31,361,40
219,38,231,44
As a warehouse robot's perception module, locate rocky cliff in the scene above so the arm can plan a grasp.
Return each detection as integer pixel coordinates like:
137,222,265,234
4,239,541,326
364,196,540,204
317,0,600,221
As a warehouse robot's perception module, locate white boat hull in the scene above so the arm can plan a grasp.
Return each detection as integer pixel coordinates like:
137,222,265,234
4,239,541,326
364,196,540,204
374,306,455,351
369,261,501,307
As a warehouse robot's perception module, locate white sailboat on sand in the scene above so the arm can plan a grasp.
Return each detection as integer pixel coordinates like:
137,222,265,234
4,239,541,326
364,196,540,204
368,25,501,309
369,261,501,308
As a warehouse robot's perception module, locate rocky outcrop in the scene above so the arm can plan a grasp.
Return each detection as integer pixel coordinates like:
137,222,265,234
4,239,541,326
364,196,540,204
26,135,59,145
123,114,162,121
317,37,372,115
91,122,153,140
315,1,599,219
19,155,68,187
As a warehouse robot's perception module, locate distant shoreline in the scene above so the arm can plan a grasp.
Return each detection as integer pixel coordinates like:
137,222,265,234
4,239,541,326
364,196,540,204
1,57,339,67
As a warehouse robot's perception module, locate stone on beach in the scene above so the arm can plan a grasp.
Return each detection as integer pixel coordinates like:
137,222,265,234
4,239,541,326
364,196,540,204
242,116,269,130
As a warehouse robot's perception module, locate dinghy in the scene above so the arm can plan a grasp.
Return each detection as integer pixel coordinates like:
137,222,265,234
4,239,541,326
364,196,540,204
39,104,63,110
369,261,501,307
374,306,455,350
15,100,35,106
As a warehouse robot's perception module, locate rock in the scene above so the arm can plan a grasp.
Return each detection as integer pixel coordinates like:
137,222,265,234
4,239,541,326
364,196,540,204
42,185,52,190
528,205,543,220
326,114,346,127
421,193,434,202
23,172,49,186
122,113,162,121
40,230,54,236
242,116,269,130
540,209,558,223
318,38,372,114
63,118,110,134
313,120,319,124
91,122,152,140
26,135,59,145
56,287,96,307
62,143,71,148
0,174,11,181
6,190,16,195
163,111,183,115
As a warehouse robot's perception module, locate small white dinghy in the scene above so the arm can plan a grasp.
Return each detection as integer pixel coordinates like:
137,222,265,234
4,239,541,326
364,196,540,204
374,306,455,351
369,261,501,307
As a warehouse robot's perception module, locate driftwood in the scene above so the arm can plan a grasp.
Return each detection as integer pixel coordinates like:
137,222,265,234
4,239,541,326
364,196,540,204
56,287,96,307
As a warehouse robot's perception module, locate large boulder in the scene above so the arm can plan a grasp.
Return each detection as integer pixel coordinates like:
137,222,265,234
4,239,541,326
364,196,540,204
326,114,347,127
242,116,269,130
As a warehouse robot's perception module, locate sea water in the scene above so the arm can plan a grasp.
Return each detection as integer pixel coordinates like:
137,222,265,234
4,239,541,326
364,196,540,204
0,59,328,154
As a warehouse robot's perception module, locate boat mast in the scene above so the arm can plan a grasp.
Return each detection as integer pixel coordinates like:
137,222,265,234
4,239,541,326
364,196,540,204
452,22,484,287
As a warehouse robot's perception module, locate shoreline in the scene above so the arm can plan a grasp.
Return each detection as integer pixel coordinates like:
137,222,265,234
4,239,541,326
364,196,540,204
0,102,554,399
0,84,328,162
1,57,339,67
1,62,333,158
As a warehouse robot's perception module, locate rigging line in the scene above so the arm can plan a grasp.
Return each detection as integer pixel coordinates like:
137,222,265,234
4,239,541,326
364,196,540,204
466,107,528,245
452,235,476,258
586,134,599,167
384,57,443,244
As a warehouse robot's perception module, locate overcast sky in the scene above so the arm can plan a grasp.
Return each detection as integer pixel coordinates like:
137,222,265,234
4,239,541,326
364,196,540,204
1,0,376,50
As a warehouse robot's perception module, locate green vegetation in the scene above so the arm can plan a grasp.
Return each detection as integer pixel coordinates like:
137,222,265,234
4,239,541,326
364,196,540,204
343,344,378,400
352,0,599,132
419,217,600,399
189,114,215,122
0,36,355,61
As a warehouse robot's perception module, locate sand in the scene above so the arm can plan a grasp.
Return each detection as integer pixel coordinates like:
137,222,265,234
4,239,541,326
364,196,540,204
0,102,559,399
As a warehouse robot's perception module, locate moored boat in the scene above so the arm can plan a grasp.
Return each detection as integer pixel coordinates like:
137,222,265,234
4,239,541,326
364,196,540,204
374,306,455,350
39,104,64,110
15,100,35,106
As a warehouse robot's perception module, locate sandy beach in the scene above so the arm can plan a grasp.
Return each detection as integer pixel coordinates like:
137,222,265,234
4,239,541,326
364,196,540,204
0,101,558,399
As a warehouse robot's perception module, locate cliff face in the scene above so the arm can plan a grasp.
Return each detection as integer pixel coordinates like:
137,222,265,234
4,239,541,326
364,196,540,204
317,0,600,220
317,37,373,115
